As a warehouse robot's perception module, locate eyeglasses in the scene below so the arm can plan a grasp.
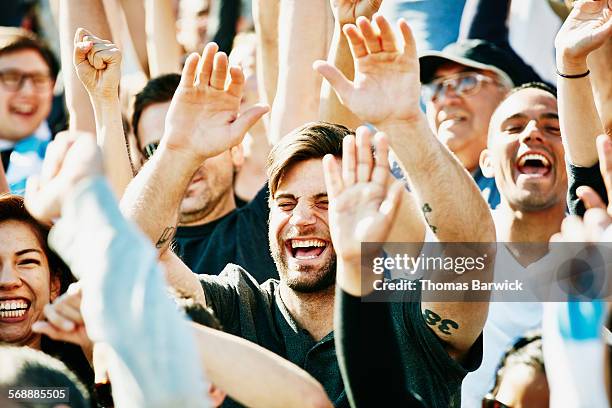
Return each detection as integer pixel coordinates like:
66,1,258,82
141,142,159,160
0,69,52,92
421,72,506,103
482,394,511,408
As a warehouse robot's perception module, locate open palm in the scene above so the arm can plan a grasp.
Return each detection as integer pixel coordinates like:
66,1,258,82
163,43,269,160
555,0,612,60
315,15,421,127
324,127,403,263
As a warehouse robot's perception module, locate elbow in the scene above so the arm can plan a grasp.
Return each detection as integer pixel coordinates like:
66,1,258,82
298,382,333,408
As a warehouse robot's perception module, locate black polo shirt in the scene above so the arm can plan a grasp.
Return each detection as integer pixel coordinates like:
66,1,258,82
199,266,347,407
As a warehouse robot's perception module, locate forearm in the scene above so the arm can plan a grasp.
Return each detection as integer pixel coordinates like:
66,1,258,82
557,53,603,167
587,37,612,136
144,0,182,77
319,24,361,129
253,0,280,108
380,116,495,243
50,177,207,407
92,98,134,197
0,163,8,194
60,0,111,133
118,0,150,76
269,0,328,144
192,323,332,408
119,145,200,253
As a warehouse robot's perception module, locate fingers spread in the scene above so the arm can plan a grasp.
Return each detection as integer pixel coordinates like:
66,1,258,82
398,19,418,60
371,131,390,187
343,24,369,59
195,42,218,87
356,126,374,183
43,303,75,332
323,154,343,201
374,13,398,52
210,52,229,90
342,135,357,186
180,53,200,87
357,16,382,53
230,104,270,141
227,66,245,97
313,60,354,103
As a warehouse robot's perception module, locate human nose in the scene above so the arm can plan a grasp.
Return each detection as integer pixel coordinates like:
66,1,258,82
0,262,21,290
520,120,544,144
289,201,316,227
18,76,37,94
434,82,462,106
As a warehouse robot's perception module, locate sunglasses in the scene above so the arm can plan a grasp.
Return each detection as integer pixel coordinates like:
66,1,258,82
482,394,511,408
421,72,506,103
0,69,52,92
141,142,159,160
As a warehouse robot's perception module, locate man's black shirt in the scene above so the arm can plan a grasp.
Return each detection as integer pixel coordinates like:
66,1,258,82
173,184,278,283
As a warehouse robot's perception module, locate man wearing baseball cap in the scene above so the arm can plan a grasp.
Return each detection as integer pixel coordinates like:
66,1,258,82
419,39,542,208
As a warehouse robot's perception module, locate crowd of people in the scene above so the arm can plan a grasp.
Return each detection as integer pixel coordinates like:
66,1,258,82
0,0,611,407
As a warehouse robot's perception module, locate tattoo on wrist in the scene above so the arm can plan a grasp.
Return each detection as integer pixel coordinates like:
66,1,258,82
421,203,438,233
156,227,176,248
423,309,459,335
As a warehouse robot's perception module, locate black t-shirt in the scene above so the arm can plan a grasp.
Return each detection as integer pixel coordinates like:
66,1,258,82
199,266,348,407
172,184,278,283
337,285,482,408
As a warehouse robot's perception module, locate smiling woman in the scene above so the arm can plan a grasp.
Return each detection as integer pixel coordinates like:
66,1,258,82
0,194,92,386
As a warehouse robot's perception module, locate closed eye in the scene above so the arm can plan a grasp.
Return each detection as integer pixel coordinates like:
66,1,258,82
18,259,40,266
277,202,296,211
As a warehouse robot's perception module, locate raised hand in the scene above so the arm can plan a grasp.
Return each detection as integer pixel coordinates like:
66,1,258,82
324,126,403,265
73,28,122,100
31,283,92,356
555,0,612,72
315,15,421,126
331,0,383,25
161,43,270,161
25,131,103,225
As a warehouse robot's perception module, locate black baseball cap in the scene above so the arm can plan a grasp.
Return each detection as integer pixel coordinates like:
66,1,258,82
419,39,542,87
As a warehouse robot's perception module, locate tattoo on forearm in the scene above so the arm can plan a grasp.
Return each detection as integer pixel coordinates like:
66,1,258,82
156,227,176,248
423,309,459,335
421,203,438,233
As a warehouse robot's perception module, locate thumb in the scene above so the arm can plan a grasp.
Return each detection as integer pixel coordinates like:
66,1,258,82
313,60,354,103
577,185,606,210
231,104,270,140
73,28,94,65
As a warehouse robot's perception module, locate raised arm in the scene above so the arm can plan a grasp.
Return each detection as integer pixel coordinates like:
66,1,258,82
315,15,495,355
144,0,183,76
192,323,332,408
252,0,280,108
73,29,134,197
269,0,331,144
554,0,612,167
59,0,112,134
319,0,381,129
589,34,612,136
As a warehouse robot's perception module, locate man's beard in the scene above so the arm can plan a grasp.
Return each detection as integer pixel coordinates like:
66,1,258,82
269,238,337,293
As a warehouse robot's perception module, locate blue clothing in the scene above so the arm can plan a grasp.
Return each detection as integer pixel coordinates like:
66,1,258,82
1,134,49,195
382,0,466,52
473,167,500,209
49,177,209,408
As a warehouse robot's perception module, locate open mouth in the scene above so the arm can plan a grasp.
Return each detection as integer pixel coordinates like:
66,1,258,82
0,298,30,320
10,103,36,116
516,152,552,176
286,238,328,260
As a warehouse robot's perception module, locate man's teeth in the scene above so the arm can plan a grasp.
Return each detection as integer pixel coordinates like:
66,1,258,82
291,239,326,249
0,300,28,318
518,153,550,167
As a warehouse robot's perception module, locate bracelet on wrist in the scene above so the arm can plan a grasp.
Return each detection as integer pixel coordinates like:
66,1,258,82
556,68,590,79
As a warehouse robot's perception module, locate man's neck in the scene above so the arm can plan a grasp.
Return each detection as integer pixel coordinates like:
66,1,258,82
279,283,335,342
178,191,237,227
494,202,565,266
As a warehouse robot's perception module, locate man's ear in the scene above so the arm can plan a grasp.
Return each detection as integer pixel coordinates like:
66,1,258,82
50,273,61,302
479,149,495,178
230,145,244,169
208,384,227,407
